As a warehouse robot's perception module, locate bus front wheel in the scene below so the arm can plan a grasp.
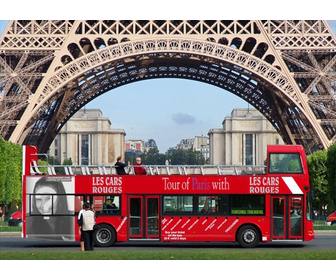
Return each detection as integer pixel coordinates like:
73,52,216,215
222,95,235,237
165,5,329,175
237,225,260,248
94,224,116,247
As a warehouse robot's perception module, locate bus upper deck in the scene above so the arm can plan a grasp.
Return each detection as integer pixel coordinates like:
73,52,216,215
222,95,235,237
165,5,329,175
26,144,306,177
30,162,267,176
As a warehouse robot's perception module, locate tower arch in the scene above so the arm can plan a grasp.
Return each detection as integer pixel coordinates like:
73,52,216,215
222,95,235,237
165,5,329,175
1,20,335,153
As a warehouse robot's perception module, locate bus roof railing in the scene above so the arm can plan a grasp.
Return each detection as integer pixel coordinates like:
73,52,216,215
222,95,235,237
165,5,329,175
29,163,266,176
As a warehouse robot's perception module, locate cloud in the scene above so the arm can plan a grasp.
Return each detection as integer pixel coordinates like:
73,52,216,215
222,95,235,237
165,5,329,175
172,113,196,125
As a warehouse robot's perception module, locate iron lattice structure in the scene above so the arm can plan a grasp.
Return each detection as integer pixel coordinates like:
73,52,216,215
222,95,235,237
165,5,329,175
0,20,336,153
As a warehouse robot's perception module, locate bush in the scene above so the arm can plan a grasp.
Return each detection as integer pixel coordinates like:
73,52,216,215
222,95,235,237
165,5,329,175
327,144,336,212
308,150,328,213
0,138,22,217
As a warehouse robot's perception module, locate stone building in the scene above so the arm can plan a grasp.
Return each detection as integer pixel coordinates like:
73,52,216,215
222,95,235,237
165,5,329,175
176,136,209,161
125,139,145,153
49,109,126,165
208,108,283,166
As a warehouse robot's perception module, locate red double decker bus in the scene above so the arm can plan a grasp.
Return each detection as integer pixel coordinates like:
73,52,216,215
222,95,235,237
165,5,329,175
21,144,314,248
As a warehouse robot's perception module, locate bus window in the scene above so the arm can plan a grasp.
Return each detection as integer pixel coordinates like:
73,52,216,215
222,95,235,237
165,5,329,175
163,196,193,215
197,196,219,215
53,195,75,215
30,194,75,216
218,196,230,215
30,194,54,215
269,153,303,174
230,195,265,215
94,195,121,215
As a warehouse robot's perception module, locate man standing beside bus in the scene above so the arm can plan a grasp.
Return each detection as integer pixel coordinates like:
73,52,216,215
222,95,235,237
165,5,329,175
78,203,96,251
78,207,85,251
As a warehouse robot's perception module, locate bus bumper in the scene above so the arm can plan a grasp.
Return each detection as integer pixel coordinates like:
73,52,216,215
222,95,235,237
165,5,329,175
304,220,314,241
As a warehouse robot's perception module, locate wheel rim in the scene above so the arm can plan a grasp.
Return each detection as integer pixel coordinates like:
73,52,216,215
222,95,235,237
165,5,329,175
243,230,256,244
96,228,112,244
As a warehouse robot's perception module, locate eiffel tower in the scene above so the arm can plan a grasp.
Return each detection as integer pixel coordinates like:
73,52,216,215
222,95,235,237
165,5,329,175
0,20,335,153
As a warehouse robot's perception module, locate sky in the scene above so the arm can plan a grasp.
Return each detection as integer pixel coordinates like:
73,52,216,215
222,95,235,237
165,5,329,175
1,20,336,152
84,79,247,152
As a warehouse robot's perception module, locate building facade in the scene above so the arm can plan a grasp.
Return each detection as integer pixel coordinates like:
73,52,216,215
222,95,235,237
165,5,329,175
125,139,145,153
193,136,210,162
177,136,210,161
49,109,126,165
208,108,283,166
176,138,194,150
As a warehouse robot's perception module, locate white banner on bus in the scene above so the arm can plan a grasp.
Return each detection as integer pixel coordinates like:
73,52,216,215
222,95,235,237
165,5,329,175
282,177,303,195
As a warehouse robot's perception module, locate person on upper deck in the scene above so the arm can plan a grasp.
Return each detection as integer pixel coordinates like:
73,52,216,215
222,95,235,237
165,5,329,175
115,156,128,175
134,157,147,175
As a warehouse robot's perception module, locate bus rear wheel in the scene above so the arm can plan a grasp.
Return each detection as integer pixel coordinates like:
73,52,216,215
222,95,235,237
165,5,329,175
94,224,116,247
237,225,260,248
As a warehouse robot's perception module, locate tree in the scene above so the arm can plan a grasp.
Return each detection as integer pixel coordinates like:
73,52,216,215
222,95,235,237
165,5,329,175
62,158,73,165
142,147,166,165
307,150,328,213
38,159,48,174
0,137,22,216
327,144,336,212
0,138,7,208
166,148,185,165
145,139,158,151
165,148,205,165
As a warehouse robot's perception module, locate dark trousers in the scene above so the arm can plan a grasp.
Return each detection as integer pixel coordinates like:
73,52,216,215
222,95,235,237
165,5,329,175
82,230,94,251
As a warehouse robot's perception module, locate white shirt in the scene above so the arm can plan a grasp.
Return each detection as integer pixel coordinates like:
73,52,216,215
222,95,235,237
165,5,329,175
78,209,84,220
82,209,95,231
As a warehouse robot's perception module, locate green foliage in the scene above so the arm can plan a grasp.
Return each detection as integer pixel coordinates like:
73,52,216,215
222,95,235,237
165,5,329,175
166,148,205,165
37,159,48,174
142,147,166,165
308,144,336,213
308,150,328,212
0,225,22,232
125,146,206,165
0,140,6,204
2,249,336,260
62,158,73,165
0,137,22,210
327,144,336,212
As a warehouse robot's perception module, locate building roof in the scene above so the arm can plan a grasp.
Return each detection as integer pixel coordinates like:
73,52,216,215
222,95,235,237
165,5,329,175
72,108,104,118
229,108,263,118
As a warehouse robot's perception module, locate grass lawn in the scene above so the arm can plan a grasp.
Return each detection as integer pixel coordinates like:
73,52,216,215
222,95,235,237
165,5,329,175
1,249,336,260
0,226,21,232
314,225,336,230
0,220,21,232
313,220,336,230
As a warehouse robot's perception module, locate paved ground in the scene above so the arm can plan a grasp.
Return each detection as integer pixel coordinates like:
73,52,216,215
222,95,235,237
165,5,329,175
0,232,335,251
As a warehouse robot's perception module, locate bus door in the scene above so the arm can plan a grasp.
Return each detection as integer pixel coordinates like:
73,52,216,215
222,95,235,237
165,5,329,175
271,195,303,240
128,195,160,240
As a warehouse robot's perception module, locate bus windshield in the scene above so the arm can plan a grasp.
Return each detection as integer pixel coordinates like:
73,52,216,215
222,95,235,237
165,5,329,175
269,153,303,174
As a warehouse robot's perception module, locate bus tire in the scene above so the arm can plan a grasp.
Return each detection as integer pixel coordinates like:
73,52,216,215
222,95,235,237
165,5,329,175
237,225,260,248
94,224,116,247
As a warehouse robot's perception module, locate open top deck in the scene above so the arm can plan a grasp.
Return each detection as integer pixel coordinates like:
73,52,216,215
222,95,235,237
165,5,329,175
30,162,266,176
24,144,307,177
